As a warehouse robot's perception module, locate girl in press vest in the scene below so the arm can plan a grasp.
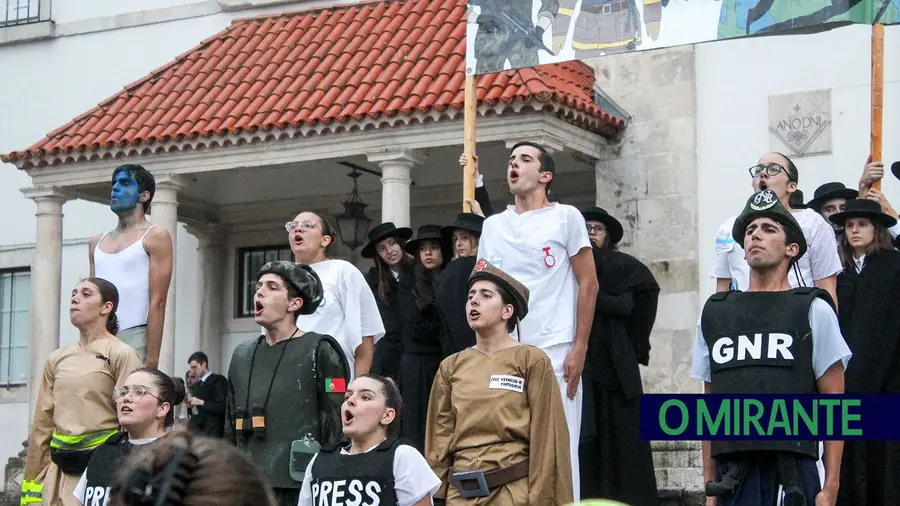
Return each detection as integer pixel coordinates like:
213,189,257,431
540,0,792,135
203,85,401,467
74,368,185,506
22,278,143,506
297,374,440,506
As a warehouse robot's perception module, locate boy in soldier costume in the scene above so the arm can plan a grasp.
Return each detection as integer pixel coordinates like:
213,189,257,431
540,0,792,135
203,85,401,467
691,189,851,506
226,261,349,506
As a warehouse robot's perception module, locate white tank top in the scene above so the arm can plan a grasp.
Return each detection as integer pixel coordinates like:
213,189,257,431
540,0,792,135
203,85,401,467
93,226,154,331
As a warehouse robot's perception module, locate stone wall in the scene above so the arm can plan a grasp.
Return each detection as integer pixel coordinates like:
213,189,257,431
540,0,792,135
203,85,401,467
586,45,704,493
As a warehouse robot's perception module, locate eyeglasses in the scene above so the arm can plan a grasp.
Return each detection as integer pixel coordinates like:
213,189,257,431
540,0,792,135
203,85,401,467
748,163,796,182
285,220,318,233
586,225,607,234
113,385,162,403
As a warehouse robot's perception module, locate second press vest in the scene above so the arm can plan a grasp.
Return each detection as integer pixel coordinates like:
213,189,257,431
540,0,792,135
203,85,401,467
701,287,830,459
310,438,400,506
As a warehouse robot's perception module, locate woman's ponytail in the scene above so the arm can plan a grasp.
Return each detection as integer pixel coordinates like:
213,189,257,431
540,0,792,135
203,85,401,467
107,312,120,336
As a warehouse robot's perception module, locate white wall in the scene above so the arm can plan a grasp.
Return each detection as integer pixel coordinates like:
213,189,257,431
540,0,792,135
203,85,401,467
0,0,221,476
696,23,900,302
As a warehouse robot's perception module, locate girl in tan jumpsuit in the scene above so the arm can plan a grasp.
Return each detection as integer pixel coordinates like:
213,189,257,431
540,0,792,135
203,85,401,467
22,278,142,506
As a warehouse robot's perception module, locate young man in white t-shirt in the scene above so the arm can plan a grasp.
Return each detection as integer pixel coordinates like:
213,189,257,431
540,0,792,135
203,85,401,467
474,141,599,501
263,212,385,379
710,152,841,307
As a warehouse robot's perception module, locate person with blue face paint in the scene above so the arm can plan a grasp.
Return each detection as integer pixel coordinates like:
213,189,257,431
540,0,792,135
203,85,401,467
89,164,174,369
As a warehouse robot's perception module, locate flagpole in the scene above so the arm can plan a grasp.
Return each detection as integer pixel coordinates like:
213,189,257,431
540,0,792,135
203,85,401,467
463,73,477,211
871,22,884,191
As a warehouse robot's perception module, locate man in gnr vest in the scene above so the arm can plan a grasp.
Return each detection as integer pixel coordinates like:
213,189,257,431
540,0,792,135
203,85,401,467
226,261,350,506
691,189,851,506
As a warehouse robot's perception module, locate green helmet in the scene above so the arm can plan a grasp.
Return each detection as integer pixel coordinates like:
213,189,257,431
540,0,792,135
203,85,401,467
256,261,324,315
731,189,807,260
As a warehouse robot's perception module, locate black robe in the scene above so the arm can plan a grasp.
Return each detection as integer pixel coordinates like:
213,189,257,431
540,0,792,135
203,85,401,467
366,267,404,381
434,256,478,358
835,248,900,506
579,245,660,505
396,272,444,453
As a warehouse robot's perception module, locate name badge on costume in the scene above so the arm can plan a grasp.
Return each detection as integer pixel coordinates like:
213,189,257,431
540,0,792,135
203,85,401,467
489,375,525,393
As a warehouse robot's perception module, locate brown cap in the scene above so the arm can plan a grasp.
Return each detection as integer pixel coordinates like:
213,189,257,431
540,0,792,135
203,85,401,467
468,258,530,320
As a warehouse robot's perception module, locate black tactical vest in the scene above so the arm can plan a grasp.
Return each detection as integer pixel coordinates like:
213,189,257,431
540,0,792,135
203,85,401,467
82,433,159,506
310,438,400,506
228,332,344,489
700,288,830,459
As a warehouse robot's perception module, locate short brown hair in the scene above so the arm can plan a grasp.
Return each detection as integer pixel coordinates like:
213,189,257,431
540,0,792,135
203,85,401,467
110,431,276,506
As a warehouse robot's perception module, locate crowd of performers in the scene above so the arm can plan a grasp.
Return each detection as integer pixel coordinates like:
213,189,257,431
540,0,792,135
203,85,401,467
18,143,900,506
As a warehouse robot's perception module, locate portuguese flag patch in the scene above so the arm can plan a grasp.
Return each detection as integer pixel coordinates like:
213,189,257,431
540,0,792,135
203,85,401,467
325,377,347,393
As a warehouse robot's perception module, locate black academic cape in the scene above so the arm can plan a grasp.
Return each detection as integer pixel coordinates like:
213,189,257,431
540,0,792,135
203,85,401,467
836,248,900,506
366,267,404,381
580,245,660,506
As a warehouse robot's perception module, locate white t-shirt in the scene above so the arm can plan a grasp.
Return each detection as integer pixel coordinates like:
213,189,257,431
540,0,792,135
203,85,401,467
476,203,592,354
74,436,161,506
262,259,385,379
691,298,852,383
709,209,842,291
296,443,441,506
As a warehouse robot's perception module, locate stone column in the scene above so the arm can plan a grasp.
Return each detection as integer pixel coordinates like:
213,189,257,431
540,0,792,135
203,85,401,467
366,149,425,227
22,187,67,420
151,175,188,375
186,224,227,370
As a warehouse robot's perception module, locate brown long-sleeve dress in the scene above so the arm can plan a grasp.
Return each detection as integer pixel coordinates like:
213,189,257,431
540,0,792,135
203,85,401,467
425,344,573,506
24,337,142,506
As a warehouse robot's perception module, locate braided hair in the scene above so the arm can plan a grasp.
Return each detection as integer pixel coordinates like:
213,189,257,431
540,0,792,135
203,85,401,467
110,431,276,506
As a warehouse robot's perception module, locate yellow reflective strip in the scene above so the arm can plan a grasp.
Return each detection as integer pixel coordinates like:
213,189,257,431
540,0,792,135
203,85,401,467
644,0,661,4
558,7,575,16
50,429,117,449
571,38,636,50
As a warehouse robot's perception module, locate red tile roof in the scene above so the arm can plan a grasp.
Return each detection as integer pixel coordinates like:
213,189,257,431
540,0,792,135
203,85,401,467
2,0,625,168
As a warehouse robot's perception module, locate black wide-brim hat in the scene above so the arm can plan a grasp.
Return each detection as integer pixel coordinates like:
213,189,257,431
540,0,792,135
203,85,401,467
442,213,485,240
789,189,807,210
468,258,530,320
404,224,451,255
807,182,859,211
829,198,898,228
581,206,624,245
361,222,413,259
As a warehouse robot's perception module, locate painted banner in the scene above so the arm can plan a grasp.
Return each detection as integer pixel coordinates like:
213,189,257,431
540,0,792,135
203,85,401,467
465,0,900,75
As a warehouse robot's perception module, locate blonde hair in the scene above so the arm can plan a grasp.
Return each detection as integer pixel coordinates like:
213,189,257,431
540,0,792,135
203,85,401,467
110,431,276,506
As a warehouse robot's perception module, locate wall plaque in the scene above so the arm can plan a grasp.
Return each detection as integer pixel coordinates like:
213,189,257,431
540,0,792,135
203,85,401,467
768,90,832,157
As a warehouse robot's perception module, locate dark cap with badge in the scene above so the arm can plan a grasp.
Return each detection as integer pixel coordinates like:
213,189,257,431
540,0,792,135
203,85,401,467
732,189,807,260
468,258,530,320
256,261,324,315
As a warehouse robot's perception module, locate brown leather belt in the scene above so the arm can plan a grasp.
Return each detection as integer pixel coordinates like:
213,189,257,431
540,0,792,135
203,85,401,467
581,1,628,15
449,459,529,498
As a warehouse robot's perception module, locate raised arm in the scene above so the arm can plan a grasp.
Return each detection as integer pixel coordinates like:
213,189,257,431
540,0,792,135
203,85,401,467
87,234,102,278
144,227,174,369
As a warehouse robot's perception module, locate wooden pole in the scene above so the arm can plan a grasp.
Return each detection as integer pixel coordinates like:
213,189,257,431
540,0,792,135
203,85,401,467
463,73,477,212
871,23,884,191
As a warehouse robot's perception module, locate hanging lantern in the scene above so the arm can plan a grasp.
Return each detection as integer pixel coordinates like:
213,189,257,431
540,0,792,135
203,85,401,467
334,169,372,250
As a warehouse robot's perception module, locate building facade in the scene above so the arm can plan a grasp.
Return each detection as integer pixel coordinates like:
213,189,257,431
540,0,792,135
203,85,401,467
1,0,898,498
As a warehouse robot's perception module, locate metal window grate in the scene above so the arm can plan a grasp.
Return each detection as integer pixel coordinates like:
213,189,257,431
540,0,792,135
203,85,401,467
2,0,43,27
235,246,294,318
